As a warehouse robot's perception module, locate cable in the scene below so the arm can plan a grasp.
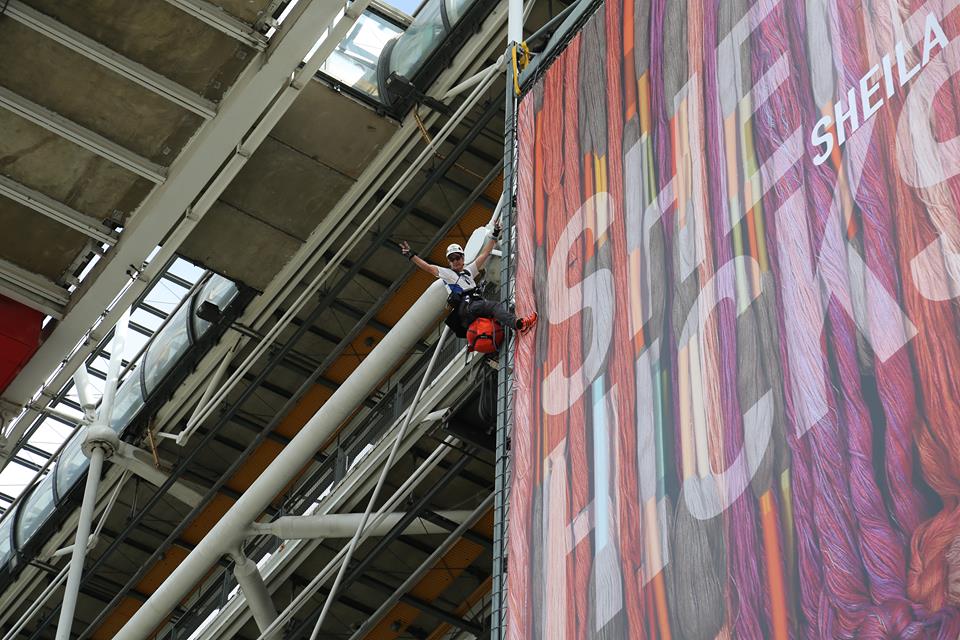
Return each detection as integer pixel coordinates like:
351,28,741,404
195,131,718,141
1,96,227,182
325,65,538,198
308,327,451,639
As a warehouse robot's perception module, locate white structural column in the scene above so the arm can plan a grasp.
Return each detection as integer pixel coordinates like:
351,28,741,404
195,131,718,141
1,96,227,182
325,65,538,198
112,281,448,640
508,0,524,43
232,554,279,639
56,445,105,640
56,310,129,640
0,0,360,466
2,0,217,119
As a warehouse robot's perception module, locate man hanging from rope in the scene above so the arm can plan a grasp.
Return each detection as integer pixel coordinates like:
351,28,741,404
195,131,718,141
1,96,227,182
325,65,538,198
398,222,537,342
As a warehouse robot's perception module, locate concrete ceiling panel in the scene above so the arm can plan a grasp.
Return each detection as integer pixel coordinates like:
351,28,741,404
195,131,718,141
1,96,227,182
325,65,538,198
271,80,398,180
178,200,302,291
0,199,88,280
23,0,253,101
0,19,203,164
209,0,273,25
219,136,354,241
0,110,152,222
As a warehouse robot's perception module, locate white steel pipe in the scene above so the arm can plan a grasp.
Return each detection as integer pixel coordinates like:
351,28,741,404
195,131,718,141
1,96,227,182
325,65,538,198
440,54,504,101
346,493,494,640
56,309,128,640
113,281,448,640
179,337,239,444
310,326,450,638
99,309,129,422
232,555,279,638
2,564,68,640
50,534,96,559
72,366,98,420
55,445,104,640
249,510,472,539
508,0,523,43
421,408,451,424
248,436,460,640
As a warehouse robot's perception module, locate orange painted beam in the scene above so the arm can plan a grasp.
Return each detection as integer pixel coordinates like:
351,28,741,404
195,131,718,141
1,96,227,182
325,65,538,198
424,576,493,640
364,511,494,640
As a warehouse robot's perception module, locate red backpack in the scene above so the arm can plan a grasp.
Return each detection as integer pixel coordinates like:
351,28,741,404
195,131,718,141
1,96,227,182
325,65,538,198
466,317,504,354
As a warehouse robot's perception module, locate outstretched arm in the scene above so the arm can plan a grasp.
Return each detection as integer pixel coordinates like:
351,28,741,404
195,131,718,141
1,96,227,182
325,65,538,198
399,241,439,277
474,221,502,271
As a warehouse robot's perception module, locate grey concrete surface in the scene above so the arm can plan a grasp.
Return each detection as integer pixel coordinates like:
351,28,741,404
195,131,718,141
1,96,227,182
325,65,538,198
210,0,273,25
219,135,355,242
179,200,302,291
0,110,152,223
0,199,89,280
24,0,254,102
270,80,398,180
0,18,202,164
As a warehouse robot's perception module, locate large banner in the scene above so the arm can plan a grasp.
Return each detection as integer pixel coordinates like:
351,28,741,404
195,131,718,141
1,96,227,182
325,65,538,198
509,0,960,638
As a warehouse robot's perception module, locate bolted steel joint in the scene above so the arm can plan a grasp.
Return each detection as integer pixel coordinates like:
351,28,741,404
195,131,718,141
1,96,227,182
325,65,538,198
81,424,120,459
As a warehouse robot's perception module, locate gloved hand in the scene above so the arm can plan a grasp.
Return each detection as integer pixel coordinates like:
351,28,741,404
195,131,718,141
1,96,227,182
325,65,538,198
491,221,502,239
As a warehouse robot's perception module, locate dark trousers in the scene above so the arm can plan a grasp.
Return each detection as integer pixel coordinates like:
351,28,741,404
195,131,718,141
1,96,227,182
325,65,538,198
459,298,518,330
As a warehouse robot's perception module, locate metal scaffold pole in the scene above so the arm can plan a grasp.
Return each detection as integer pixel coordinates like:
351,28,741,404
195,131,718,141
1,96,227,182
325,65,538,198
55,309,130,640
491,26,520,640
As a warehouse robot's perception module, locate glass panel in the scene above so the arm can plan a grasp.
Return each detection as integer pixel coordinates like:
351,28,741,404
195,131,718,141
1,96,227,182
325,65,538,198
388,0,446,81
444,0,477,24
142,303,192,396
55,432,89,503
167,258,205,284
15,475,55,547
192,275,239,338
109,374,145,433
320,11,403,99
0,513,13,568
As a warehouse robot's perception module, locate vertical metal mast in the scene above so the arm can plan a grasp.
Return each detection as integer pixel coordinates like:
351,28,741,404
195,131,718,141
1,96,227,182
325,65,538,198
492,0,523,633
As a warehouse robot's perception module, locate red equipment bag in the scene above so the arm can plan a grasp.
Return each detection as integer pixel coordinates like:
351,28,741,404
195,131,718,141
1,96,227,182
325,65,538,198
466,317,504,354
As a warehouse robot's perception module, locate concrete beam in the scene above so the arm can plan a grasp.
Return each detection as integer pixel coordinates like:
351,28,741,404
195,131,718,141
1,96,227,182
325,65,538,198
163,0,269,51
2,0,217,119
0,257,68,319
0,174,118,245
0,86,167,183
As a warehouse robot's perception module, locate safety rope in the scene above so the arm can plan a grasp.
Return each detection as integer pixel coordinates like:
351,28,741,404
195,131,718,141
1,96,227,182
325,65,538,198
413,108,486,182
511,41,531,96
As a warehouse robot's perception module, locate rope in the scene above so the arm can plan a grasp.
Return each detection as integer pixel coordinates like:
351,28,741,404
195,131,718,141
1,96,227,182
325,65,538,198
512,42,531,95
413,108,487,182
308,327,451,639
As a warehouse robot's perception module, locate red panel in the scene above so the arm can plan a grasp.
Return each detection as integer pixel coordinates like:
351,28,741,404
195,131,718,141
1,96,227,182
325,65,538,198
0,294,43,394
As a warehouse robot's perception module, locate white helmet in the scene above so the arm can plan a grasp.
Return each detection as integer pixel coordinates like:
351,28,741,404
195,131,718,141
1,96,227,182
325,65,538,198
445,243,465,258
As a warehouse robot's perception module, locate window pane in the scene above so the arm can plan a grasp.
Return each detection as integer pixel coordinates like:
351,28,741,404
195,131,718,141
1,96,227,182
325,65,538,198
15,475,56,547
55,433,89,502
320,11,403,99
388,0,445,81
142,304,192,396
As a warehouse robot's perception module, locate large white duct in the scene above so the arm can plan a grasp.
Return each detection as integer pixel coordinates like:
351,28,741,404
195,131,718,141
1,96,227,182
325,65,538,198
113,281,448,640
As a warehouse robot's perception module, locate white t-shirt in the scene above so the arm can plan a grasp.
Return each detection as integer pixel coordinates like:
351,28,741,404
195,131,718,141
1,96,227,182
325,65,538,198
436,263,479,296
